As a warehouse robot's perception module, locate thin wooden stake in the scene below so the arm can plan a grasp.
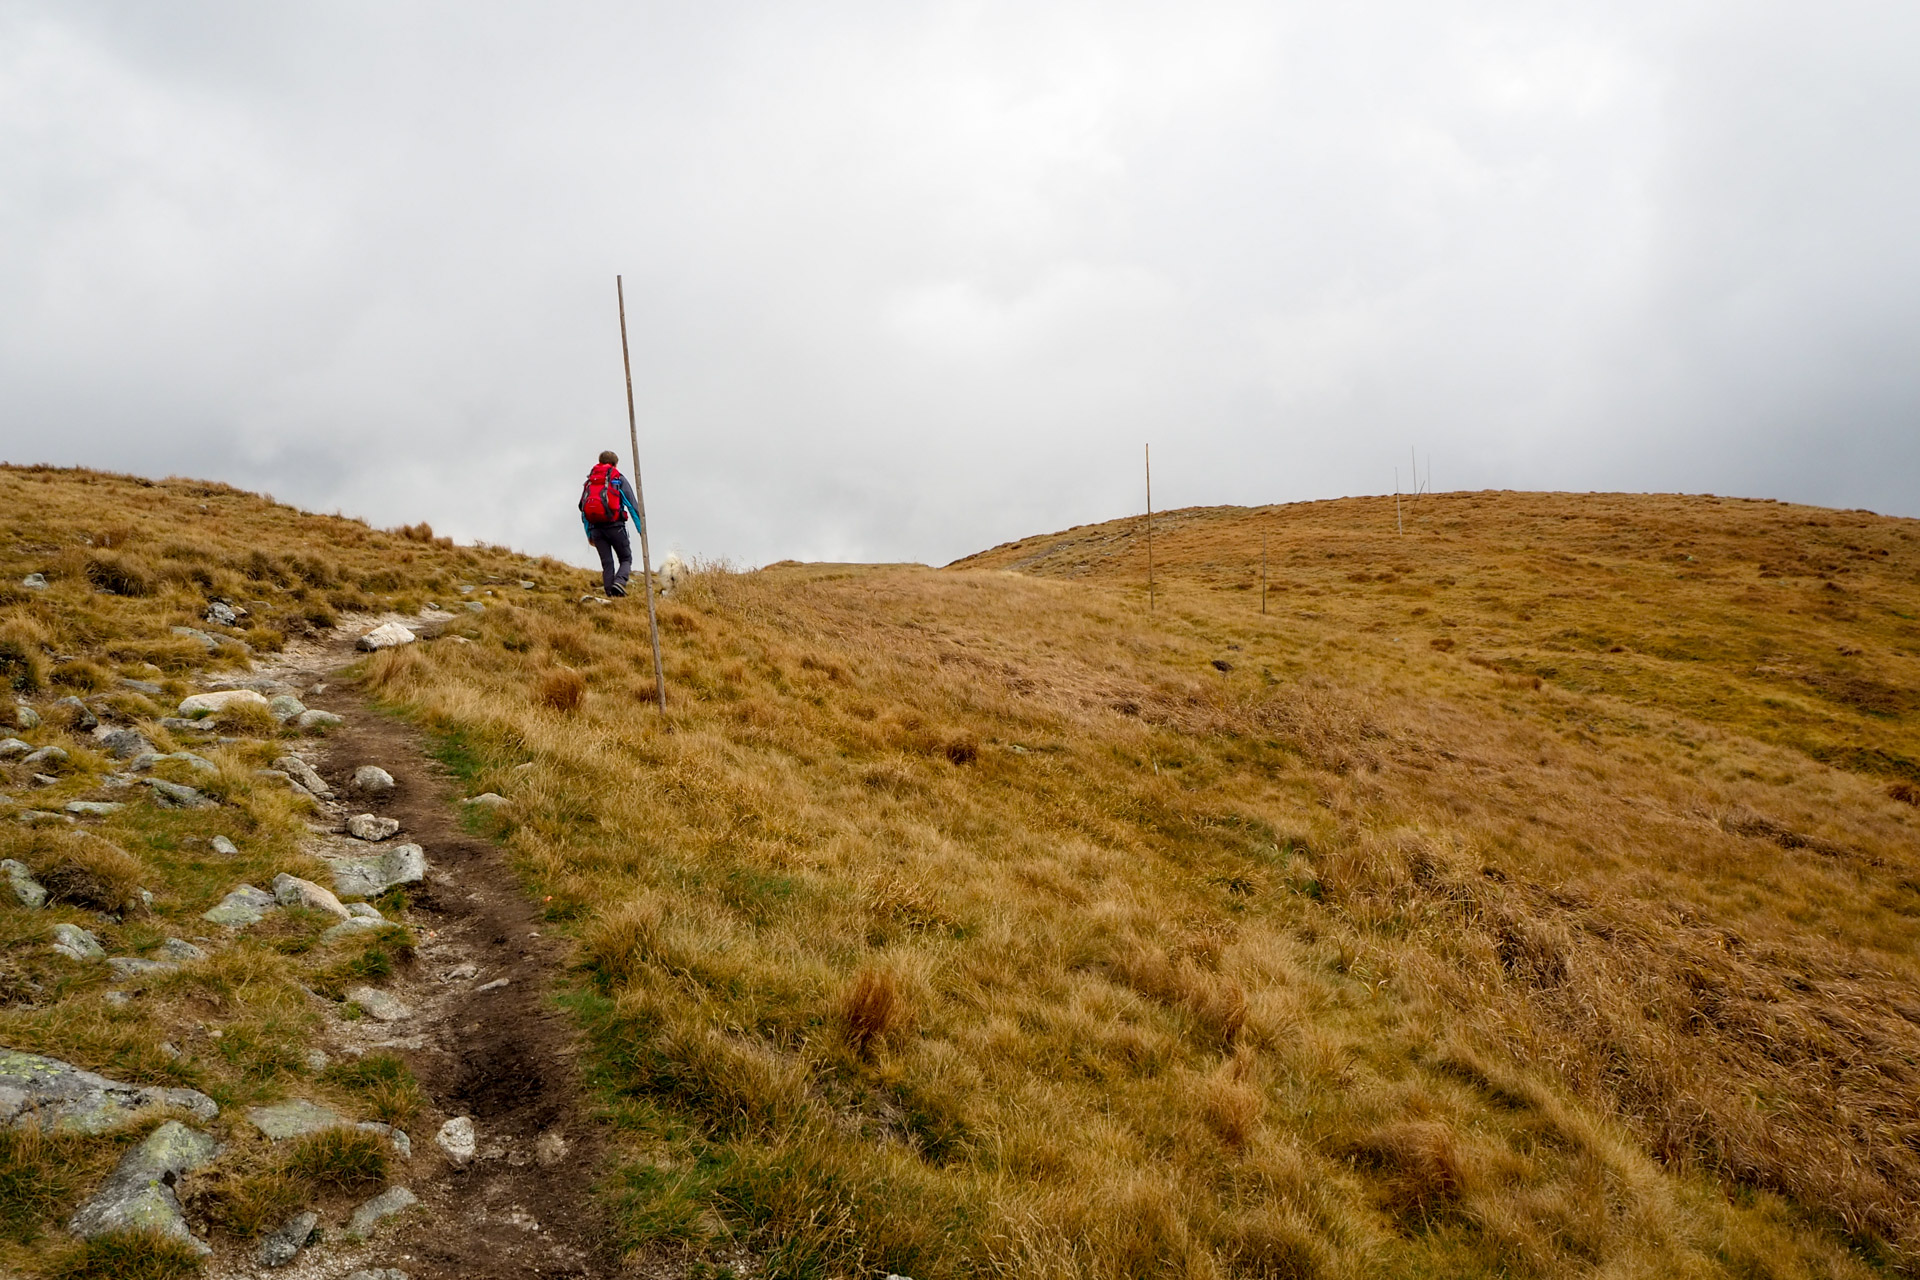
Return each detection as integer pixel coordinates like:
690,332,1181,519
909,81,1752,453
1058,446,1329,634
1395,467,1403,535
1260,532,1268,615
1145,443,1154,614
617,275,668,714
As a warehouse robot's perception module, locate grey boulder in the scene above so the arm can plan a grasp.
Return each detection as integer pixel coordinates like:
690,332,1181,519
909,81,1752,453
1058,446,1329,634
268,694,307,722
10,703,39,729
171,626,221,652
333,843,426,899
0,1049,218,1132
99,729,154,760
2,859,46,909
0,737,32,758
346,813,401,841
296,709,344,731
273,756,333,799
177,689,267,716
350,765,396,797
64,801,125,817
272,872,350,921
346,986,412,1022
67,1119,219,1253
205,600,240,627
210,835,239,856
202,884,276,926
21,746,68,770
345,1185,418,1238
21,573,47,590
51,923,104,960
144,778,214,809
255,1209,319,1268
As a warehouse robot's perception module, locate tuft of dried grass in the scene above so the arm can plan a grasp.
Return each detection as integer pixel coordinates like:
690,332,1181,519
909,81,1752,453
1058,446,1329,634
280,1127,388,1194
538,668,586,714
841,967,903,1058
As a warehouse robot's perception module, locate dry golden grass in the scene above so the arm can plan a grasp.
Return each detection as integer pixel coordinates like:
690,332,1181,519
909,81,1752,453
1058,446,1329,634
346,488,1920,1277
8,466,1919,1277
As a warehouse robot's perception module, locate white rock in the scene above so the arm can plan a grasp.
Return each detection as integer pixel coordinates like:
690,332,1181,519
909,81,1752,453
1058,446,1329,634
351,765,396,797
272,872,350,921
462,792,509,810
177,689,268,716
475,978,510,993
346,986,412,1021
357,622,417,652
211,835,239,855
435,1115,476,1165
51,923,105,960
333,843,427,898
346,813,401,841
296,709,344,731
273,756,333,798
3,858,47,909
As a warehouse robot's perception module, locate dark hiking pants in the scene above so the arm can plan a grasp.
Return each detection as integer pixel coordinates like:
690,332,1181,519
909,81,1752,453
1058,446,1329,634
589,524,632,594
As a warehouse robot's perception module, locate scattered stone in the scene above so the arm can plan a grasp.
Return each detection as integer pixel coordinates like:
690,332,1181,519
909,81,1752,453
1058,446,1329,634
346,986,412,1022
99,729,155,760
360,1120,412,1158
171,626,221,652
108,956,175,979
159,1041,180,1059
579,595,606,605
255,769,313,801
248,1097,348,1140
443,962,478,982
205,600,240,627
157,716,217,735
296,709,344,731
346,813,401,842
9,703,39,730
475,978,510,994
304,1049,330,1073
321,916,388,942
3,859,47,909
462,792,509,810
51,923,105,961
268,694,307,722
103,990,131,1007
67,1119,219,1253
144,777,214,809
132,751,218,776
272,873,351,921
333,843,427,898
0,1049,218,1131
357,622,417,652
0,737,30,758
520,580,535,589
274,756,333,799
159,938,208,962
345,1185,418,1238
255,1209,319,1268
346,902,384,920
533,1127,569,1167
65,801,125,817
51,697,98,730
513,761,535,772
21,746,68,769
117,677,164,696
177,689,268,716
203,884,277,926
347,1270,410,1280
18,810,75,826
211,835,239,856
457,585,475,594
435,1116,476,1165
350,765,396,797
21,573,47,590
464,601,485,613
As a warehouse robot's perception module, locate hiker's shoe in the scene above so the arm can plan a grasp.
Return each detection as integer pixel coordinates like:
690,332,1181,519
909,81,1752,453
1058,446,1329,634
608,583,628,597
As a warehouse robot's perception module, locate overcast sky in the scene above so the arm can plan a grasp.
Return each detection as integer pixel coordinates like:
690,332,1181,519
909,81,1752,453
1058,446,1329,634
3,1,1916,568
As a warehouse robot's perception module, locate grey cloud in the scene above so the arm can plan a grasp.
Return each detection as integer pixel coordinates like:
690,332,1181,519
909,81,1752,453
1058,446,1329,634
3,1,1915,572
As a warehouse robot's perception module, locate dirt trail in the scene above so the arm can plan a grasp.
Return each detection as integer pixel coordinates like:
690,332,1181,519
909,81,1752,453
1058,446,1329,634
211,619,617,1280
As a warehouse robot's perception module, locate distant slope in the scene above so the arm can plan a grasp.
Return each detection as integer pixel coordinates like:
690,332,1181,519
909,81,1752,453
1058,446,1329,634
956,490,1920,788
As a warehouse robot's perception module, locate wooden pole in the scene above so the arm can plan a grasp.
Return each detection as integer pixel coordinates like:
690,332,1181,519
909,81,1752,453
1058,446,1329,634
617,275,668,713
1395,468,1403,535
1145,443,1154,614
1260,532,1268,615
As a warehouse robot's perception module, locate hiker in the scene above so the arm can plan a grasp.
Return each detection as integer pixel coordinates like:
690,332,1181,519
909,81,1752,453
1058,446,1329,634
579,450,643,597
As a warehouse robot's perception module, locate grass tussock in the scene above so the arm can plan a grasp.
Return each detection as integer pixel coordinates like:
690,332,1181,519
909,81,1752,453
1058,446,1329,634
40,1229,204,1280
538,667,586,713
278,1127,389,1195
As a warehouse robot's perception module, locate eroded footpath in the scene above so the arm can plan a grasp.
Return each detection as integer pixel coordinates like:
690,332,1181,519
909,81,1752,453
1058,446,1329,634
201,620,616,1280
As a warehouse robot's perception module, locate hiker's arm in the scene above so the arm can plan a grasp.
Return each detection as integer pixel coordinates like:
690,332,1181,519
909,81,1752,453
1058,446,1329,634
623,479,644,534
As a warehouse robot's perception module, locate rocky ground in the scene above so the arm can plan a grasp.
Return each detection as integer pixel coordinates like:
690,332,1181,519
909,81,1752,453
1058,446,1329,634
6,613,618,1279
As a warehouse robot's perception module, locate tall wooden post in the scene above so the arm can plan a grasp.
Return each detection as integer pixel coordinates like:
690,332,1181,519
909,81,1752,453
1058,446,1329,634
1261,532,1268,615
1145,443,1154,614
617,275,668,713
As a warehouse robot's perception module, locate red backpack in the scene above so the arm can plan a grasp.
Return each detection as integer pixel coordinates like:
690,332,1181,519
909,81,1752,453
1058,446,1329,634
579,463,624,524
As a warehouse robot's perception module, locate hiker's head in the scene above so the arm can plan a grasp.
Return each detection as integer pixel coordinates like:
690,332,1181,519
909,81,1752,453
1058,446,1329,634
598,450,618,466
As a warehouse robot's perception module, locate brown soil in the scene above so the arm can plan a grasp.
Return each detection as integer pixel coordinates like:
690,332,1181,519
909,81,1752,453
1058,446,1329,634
210,619,619,1280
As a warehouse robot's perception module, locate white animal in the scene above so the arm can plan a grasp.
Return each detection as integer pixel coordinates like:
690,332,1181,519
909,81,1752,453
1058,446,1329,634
656,553,689,597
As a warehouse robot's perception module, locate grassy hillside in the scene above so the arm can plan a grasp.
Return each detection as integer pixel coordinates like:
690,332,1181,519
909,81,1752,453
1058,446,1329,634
5,468,1919,1278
